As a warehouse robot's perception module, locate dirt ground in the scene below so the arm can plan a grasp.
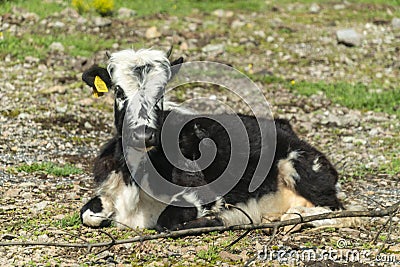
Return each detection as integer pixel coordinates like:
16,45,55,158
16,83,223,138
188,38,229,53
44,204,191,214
1,2,399,266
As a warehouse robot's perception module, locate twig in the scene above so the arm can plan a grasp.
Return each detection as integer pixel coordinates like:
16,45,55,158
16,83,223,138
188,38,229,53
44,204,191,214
0,201,398,249
225,204,254,248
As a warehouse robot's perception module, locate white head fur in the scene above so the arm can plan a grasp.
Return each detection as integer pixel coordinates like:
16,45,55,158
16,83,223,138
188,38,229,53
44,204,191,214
107,49,172,130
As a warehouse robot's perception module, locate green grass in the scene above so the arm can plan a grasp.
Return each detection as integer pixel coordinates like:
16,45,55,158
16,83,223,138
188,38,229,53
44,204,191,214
290,81,400,115
15,162,83,177
57,213,81,228
196,245,221,263
0,0,67,18
0,32,116,60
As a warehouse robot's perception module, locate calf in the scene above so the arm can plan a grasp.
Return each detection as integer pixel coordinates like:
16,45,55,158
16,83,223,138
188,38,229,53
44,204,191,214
80,48,342,230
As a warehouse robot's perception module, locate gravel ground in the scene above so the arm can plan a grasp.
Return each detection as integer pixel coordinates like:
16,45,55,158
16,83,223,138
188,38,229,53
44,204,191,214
0,2,399,266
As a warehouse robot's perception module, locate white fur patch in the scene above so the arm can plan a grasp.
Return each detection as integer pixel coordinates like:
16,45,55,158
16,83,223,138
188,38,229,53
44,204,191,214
108,49,171,129
312,157,321,172
277,151,300,190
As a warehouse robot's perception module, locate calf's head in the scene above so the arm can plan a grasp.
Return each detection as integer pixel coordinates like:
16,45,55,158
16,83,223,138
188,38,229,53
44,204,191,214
82,48,183,150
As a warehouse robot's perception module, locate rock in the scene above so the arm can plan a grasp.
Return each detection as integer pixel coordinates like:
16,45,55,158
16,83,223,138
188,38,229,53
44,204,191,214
52,21,65,28
368,128,379,136
392,18,400,29
60,7,81,19
39,85,66,95
336,29,362,47
22,12,39,22
56,105,68,113
219,251,242,262
19,182,36,188
38,234,49,242
212,9,234,18
4,188,21,197
17,113,30,120
309,3,321,13
145,26,161,39
117,7,136,18
254,30,266,38
179,42,188,51
201,43,225,53
49,42,64,52
84,121,93,129
342,136,354,143
93,17,112,27
25,56,40,64
231,20,245,28
333,4,346,10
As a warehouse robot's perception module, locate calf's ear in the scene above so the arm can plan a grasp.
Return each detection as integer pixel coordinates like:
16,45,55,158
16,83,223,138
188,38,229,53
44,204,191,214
82,65,112,98
170,57,184,80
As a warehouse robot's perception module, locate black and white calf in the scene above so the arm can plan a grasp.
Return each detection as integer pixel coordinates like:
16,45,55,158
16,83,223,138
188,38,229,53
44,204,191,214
80,48,343,230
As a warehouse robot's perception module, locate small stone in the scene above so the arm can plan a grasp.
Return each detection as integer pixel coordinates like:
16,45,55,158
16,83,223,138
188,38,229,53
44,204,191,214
20,182,36,188
53,21,65,28
219,251,242,261
254,30,266,38
309,3,321,13
179,42,188,51
368,128,379,136
56,105,68,113
336,29,362,47
231,20,245,28
84,121,93,129
266,36,275,42
4,188,21,197
342,136,354,143
93,17,112,27
21,192,33,199
60,7,81,19
32,201,48,213
49,42,64,52
117,7,136,18
53,214,65,220
333,4,346,10
145,26,161,39
39,85,66,95
38,234,49,242
17,113,30,120
22,12,39,22
392,18,400,29
212,9,224,17
25,56,40,63
201,43,225,53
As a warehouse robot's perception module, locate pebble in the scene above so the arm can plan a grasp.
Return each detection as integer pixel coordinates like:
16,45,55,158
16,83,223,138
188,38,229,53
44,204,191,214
392,18,400,29
56,105,68,113
84,121,93,129
201,43,225,53
117,7,136,18
49,42,65,52
145,26,161,39
336,29,362,47
309,3,321,13
93,17,112,27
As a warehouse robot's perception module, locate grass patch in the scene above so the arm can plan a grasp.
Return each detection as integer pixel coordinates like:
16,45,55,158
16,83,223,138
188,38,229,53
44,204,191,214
0,0,66,18
290,81,400,115
57,213,81,228
15,162,83,177
0,32,115,60
196,245,221,263
115,0,266,17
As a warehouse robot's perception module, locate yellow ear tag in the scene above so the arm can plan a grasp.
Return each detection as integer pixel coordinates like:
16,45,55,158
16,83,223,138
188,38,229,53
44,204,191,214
94,76,109,93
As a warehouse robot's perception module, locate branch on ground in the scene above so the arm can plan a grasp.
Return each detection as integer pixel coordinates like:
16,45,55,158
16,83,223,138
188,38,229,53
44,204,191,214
1,201,399,251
